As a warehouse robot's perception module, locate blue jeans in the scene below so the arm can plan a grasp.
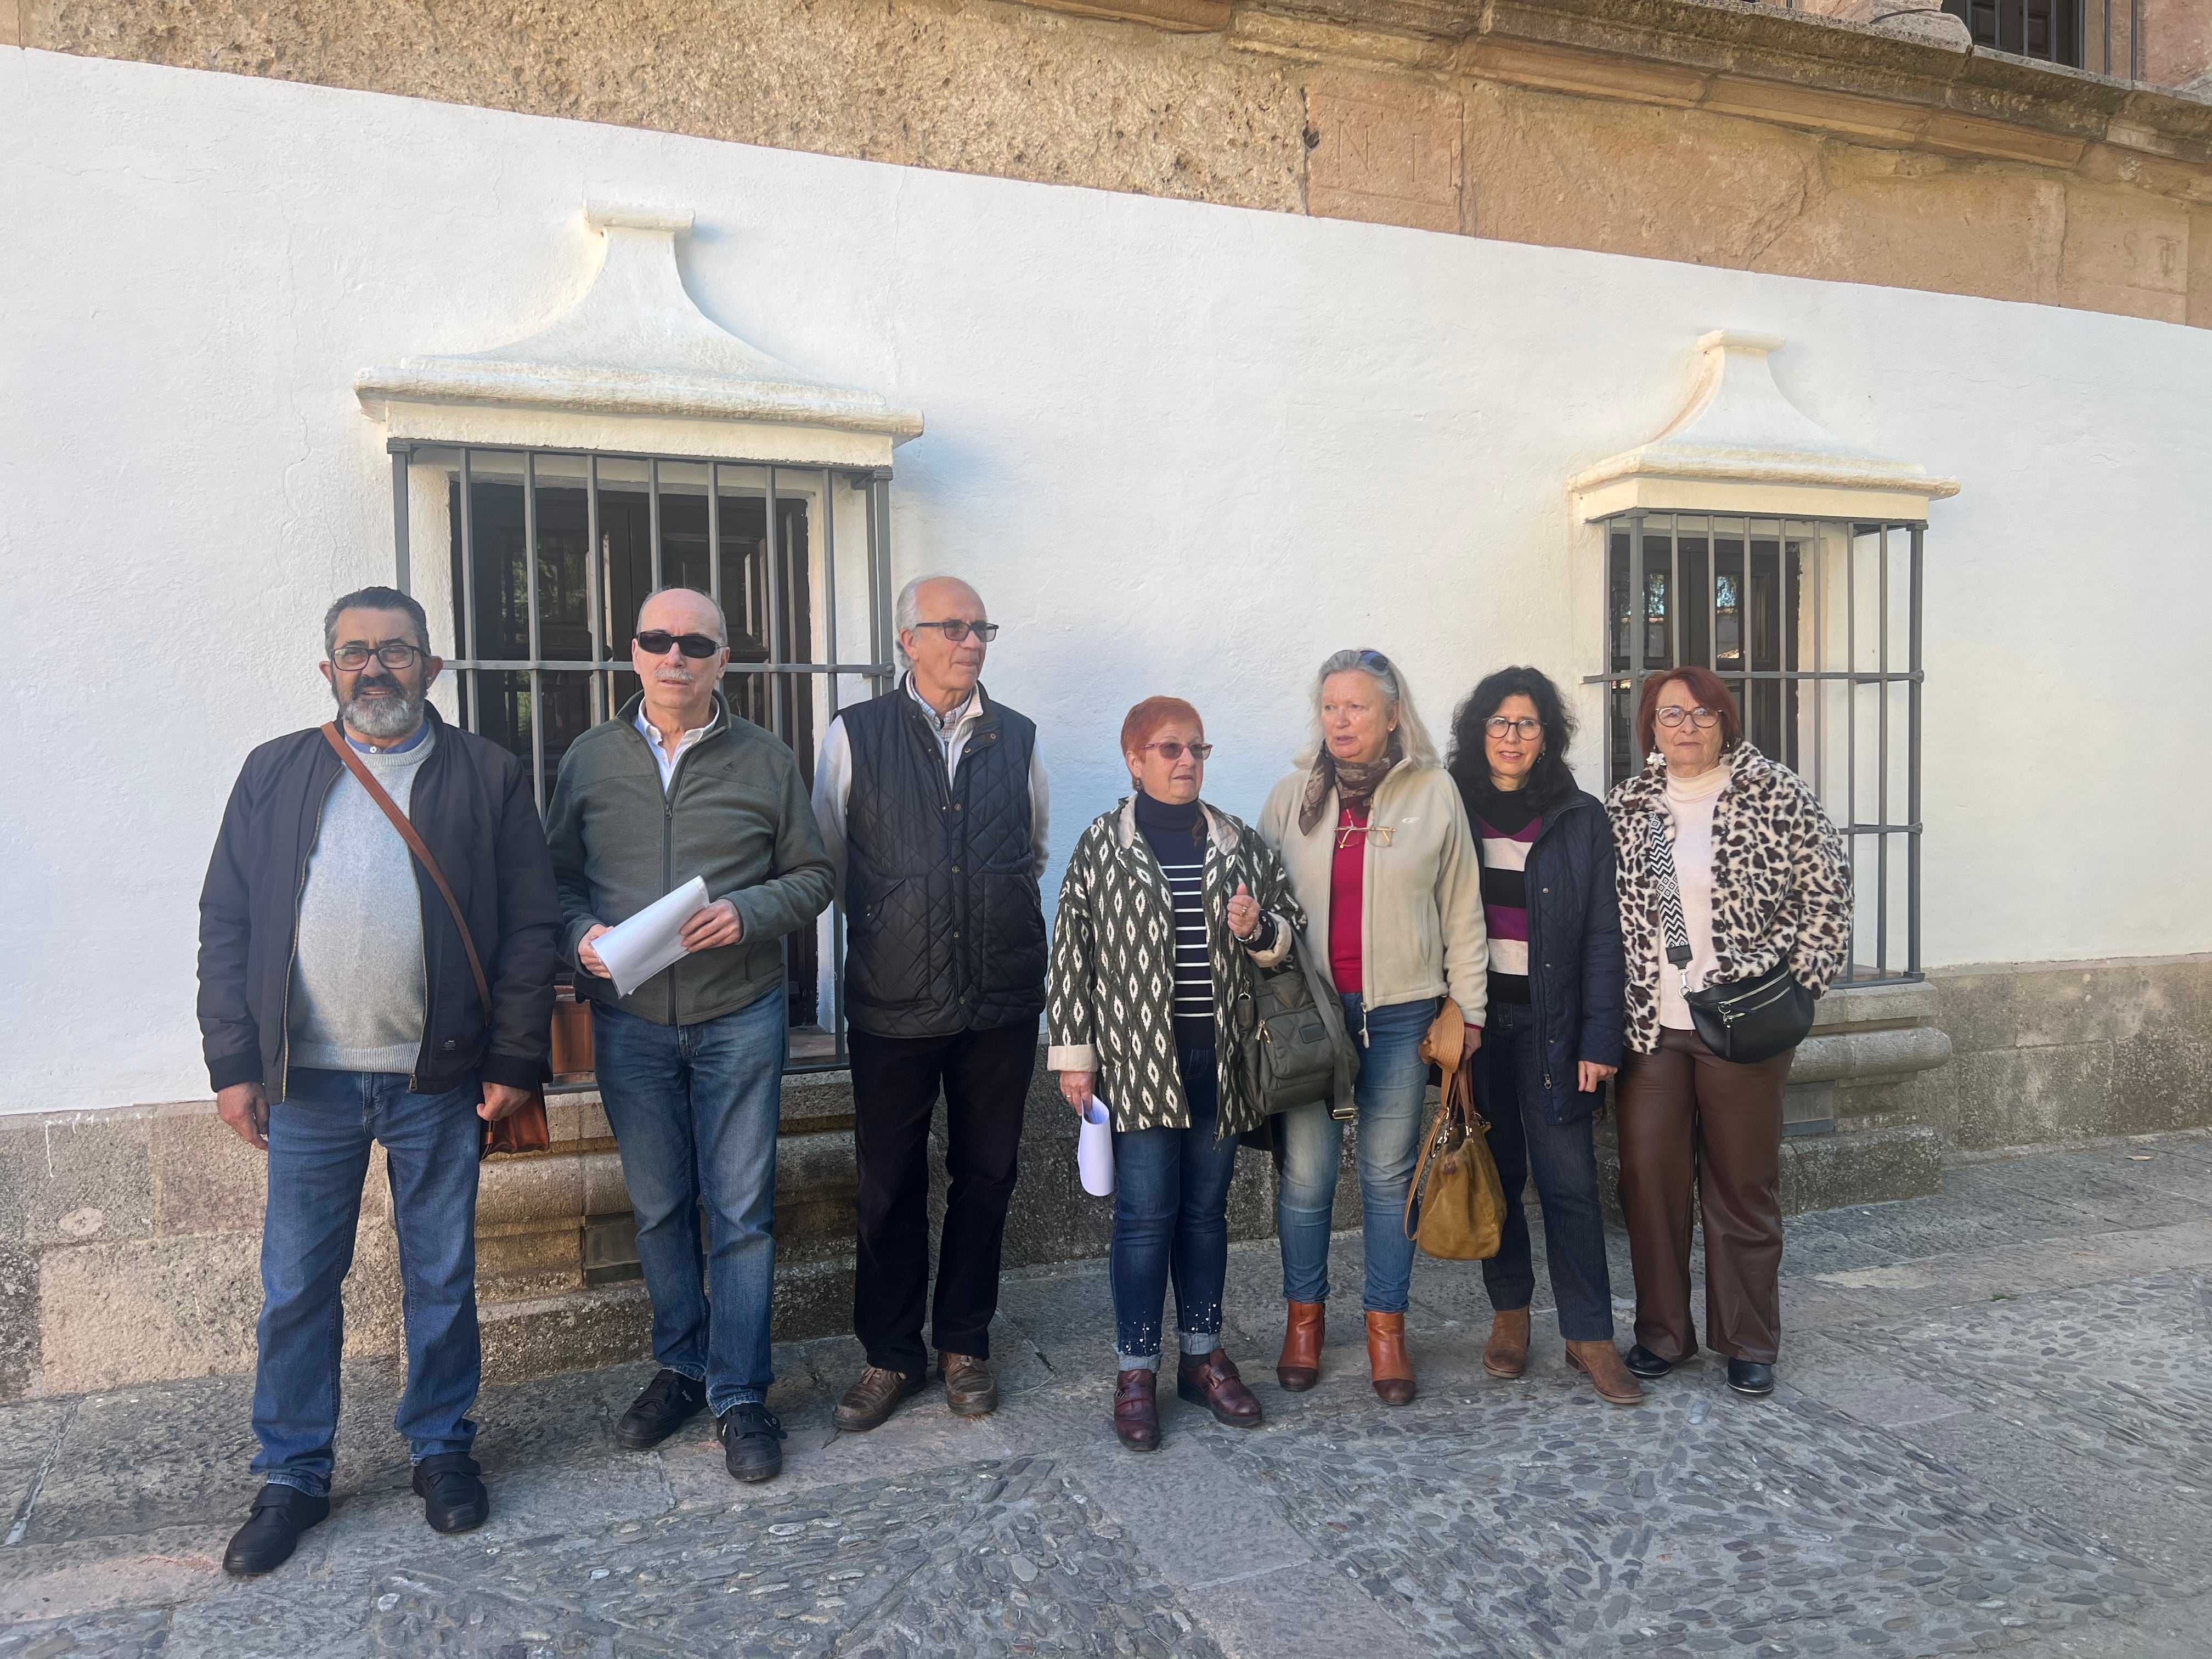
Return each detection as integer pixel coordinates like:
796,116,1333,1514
254,1069,483,1498
1276,994,1437,1314
1110,1047,1242,1368
1477,1001,1615,1341
592,991,785,1414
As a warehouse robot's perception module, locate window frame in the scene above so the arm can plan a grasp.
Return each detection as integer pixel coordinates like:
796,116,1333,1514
1584,509,1926,989
387,437,896,1075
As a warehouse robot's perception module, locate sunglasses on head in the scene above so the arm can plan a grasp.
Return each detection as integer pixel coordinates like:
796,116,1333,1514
635,630,723,659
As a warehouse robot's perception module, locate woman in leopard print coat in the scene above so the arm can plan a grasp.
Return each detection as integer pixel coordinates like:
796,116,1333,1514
1606,667,1852,1402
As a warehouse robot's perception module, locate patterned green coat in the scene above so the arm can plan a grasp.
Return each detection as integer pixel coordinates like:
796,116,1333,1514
1045,797,1306,1138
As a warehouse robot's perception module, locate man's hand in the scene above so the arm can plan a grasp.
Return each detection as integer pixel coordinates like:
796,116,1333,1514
478,1081,535,1123
680,899,743,953
217,1082,269,1152
578,923,613,979
1058,1070,1097,1113
1577,1060,1618,1094
1464,1023,1483,1055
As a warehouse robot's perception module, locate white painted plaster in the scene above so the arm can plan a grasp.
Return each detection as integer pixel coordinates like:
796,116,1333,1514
1572,330,1961,521
2,50,2208,1115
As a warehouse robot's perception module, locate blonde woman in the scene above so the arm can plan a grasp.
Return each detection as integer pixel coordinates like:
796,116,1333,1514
1256,650,1487,1406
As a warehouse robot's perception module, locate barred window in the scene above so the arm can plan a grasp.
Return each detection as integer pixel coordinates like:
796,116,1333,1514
388,441,895,1071
1590,511,1923,986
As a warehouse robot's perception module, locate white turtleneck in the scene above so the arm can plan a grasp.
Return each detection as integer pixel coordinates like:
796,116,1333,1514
1656,761,1730,1031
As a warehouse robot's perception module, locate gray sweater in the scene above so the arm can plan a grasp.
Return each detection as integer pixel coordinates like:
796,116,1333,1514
287,729,435,1076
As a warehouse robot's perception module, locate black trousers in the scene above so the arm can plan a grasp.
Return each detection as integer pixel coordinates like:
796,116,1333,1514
848,1022,1036,1375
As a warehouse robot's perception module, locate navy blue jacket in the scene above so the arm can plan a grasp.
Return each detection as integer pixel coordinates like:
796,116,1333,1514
1465,787,1625,1124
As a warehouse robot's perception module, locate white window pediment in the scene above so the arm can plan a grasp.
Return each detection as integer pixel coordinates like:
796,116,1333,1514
354,202,922,467
1571,331,1957,524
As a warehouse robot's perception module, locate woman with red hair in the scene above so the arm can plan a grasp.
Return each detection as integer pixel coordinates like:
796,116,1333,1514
1047,696,1305,1452
1606,667,1852,1398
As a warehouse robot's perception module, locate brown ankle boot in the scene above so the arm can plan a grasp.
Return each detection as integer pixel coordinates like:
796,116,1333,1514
1483,1308,1531,1379
1113,1369,1160,1452
1566,1340,1646,1406
1277,1300,1324,1392
1365,1311,1415,1406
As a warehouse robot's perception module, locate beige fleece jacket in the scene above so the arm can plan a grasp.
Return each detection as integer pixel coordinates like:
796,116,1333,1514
1256,759,1489,1027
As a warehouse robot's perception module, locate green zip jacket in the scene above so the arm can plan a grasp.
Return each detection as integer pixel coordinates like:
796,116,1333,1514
544,694,835,1026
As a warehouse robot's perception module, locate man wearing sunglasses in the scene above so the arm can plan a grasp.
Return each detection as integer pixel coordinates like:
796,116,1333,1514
197,586,562,1574
810,575,1051,1432
544,586,834,1485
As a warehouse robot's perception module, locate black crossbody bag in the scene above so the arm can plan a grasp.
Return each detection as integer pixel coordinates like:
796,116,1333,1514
1646,811,1814,1066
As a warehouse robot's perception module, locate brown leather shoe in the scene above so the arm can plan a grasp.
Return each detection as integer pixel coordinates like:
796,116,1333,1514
1365,1311,1416,1406
1277,1300,1324,1392
1483,1307,1531,1379
1176,1350,1263,1427
1113,1369,1160,1452
939,1352,998,1418
1566,1340,1646,1407
833,1364,923,1432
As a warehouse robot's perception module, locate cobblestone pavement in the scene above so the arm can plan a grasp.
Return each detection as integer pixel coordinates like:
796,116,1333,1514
1,1131,2208,1658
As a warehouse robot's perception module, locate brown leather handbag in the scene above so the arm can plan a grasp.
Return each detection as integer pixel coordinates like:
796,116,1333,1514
321,725,552,1160
1403,999,1505,1261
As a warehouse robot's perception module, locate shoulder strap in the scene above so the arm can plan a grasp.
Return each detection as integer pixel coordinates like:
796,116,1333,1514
1645,811,1694,987
1402,1061,1474,1240
321,723,491,1010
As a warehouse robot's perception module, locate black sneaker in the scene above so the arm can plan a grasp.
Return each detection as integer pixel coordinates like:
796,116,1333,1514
411,1452,490,1533
718,1403,786,1484
616,1368,710,1450
1624,1345,1675,1380
1726,1359,1776,1397
223,1483,330,1576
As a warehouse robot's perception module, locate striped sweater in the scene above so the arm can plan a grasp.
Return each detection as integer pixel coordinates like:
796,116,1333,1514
1472,795,1542,1005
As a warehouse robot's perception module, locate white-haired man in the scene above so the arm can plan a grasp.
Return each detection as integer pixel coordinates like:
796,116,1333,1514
811,576,1050,1430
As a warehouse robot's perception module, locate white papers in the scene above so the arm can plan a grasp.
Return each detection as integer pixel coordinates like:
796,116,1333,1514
595,877,710,996
1077,1098,1115,1197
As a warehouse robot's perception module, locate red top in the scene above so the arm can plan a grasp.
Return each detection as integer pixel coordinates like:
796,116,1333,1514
1329,803,1367,994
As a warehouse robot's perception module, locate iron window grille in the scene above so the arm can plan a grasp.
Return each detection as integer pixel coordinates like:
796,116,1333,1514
1585,510,1924,987
1937,0,2142,74
386,439,896,1074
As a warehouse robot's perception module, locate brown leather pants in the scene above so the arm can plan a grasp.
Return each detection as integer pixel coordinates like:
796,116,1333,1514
1616,1026,1792,1365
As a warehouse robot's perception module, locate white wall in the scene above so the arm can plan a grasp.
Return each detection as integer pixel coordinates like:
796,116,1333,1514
4,49,2208,1115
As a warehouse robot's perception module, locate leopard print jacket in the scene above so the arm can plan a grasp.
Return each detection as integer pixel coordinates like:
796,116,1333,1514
1606,744,1853,1057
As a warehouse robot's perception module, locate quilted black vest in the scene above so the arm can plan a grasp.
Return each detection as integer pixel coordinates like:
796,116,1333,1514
840,685,1047,1037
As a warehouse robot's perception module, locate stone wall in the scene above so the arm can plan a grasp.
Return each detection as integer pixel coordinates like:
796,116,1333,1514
18,0,2212,328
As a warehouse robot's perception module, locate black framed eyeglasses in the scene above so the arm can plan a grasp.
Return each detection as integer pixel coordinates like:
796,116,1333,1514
909,619,1000,644
1141,740,1214,761
331,641,424,672
1485,716,1542,740
1656,705,1721,730
635,631,724,659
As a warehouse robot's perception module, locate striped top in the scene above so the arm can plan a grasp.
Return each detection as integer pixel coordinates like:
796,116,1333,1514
1473,798,1541,1006
1133,791,1215,1048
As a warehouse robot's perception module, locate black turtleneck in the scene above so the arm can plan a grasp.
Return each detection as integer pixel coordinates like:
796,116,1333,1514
1135,791,1215,1050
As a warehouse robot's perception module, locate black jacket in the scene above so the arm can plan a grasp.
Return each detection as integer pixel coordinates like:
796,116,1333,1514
1466,787,1626,1125
196,706,563,1097
840,685,1047,1037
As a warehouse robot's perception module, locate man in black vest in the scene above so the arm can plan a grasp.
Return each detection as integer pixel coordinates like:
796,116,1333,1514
812,575,1050,1430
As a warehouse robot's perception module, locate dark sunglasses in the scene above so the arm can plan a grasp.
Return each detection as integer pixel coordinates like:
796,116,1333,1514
908,619,1001,643
1141,741,1214,761
635,630,723,659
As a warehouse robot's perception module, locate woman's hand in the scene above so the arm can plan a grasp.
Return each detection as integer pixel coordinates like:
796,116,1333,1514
1578,1060,1618,1093
1226,882,1261,942
1464,1022,1483,1054
1058,1070,1097,1113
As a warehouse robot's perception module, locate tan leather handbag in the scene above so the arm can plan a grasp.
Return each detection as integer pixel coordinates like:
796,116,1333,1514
321,725,552,1160
1403,999,1505,1261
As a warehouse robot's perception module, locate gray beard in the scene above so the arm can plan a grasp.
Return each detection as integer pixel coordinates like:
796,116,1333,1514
340,681,424,740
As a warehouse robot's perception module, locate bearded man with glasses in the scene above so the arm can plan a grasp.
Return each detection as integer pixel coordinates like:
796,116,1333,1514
197,586,561,1575
810,575,1051,1432
544,586,834,1484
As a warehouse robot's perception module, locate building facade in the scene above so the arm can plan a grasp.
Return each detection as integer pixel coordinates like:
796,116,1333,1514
2,0,2208,1400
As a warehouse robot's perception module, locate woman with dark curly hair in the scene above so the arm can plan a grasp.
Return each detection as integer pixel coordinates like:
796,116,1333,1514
1445,667,1639,1406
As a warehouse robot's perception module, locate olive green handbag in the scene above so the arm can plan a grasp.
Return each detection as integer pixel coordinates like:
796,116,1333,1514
1239,928,1353,1118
